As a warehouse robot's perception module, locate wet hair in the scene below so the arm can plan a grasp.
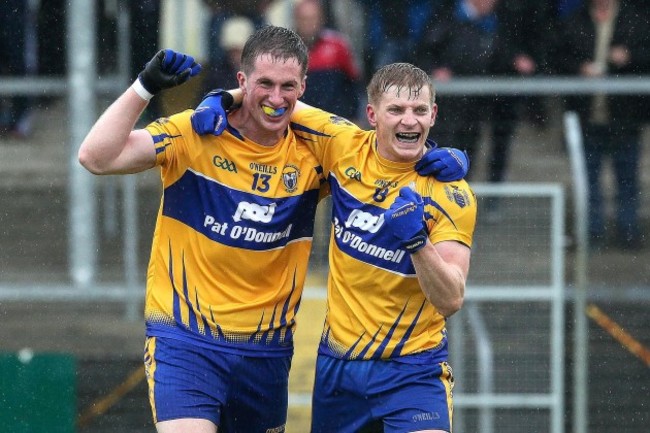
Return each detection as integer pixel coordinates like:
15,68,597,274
366,63,435,106
240,25,309,77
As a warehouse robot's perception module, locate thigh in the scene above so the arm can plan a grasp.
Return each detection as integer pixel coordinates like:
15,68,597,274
370,360,454,433
155,418,217,433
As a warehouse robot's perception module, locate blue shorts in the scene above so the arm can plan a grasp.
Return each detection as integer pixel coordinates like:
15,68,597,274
311,354,454,433
144,336,291,432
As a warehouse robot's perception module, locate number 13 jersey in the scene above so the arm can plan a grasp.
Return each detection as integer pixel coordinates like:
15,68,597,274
144,110,324,356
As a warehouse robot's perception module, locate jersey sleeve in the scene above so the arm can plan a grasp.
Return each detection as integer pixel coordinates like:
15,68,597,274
144,110,197,185
424,180,477,248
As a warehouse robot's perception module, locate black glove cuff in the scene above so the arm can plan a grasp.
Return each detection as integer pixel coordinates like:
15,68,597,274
204,89,235,110
402,228,428,253
138,72,160,95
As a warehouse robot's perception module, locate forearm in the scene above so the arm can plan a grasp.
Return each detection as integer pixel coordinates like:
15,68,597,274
78,86,153,174
410,241,469,318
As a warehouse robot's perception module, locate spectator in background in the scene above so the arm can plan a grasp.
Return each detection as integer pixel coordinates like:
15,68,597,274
417,0,555,219
556,0,584,19
294,0,362,121
556,0,649,250
203,16,255,95
416,0,503,180
0,0,37,138
497,1,557,128
360,0,445,77
325,0,367,80
202,0,271,71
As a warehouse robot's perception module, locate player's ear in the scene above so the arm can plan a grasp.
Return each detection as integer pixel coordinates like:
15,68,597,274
298,77,306,98
366,104,377,127
237,71,247,90
430,103,438,127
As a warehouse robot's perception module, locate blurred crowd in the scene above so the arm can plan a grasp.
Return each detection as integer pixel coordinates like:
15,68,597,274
2,0,648,249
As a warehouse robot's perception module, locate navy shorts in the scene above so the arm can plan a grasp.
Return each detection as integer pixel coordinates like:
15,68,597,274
144,336,291,433
311,354,454,433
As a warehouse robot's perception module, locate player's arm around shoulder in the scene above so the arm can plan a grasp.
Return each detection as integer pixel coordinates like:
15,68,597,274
291,100,368,167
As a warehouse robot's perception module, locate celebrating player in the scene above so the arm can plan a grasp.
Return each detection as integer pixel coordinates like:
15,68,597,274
193,62,476,432
78,24,469,433
288,66,476,432
79,27,320,433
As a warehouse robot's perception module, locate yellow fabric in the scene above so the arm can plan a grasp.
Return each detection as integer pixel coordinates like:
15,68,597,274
143,110,324,354
291,108,477,360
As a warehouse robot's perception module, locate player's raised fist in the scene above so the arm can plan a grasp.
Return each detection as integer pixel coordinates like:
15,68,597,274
137,49,202,97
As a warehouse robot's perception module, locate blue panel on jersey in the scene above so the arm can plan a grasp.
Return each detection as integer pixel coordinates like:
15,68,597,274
163,170,318,250
329,177,415,276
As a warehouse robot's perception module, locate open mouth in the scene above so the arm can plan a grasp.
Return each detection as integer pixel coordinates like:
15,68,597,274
395,132,421,143
262,105,287,118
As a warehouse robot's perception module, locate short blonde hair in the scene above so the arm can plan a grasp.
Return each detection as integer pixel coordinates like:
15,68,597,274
366,63,435,106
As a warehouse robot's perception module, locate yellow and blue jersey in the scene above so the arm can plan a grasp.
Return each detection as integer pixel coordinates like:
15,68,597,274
291,108,477,361
143,110,325,356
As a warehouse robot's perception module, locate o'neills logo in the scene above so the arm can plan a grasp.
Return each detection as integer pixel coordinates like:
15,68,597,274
282,164,300,193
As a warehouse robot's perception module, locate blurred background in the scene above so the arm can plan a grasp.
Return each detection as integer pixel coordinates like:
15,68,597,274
0,0,648,432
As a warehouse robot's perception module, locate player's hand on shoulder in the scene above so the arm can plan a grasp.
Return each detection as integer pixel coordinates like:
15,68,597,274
138,49,202,96
191,89,235,136
383,186,428,253
415,147,469,181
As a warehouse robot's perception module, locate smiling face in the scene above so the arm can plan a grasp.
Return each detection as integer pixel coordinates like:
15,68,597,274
366,63,437,162
366,77,437,163
236,54,305,145
231,26,309,146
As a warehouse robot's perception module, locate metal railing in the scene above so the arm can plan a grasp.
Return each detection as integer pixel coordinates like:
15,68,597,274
450,183,566,433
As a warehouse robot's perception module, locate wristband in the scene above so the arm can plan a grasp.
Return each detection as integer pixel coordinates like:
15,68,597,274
132,79,154,101
402,228,428,253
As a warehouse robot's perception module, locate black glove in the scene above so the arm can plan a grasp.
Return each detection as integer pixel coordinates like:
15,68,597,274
137,49,202,96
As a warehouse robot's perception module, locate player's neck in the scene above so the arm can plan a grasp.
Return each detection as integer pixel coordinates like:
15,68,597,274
229,109,286,147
